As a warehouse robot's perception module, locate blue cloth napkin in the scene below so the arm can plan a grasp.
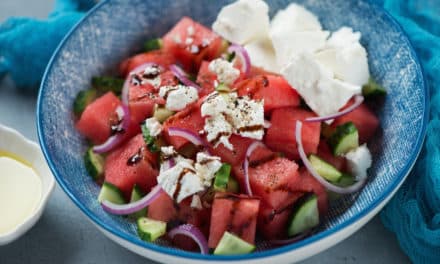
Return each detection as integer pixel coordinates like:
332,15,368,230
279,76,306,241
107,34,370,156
1,0,439,262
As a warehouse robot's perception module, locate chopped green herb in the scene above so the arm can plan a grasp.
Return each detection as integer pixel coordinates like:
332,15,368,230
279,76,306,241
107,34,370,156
141,124,159,153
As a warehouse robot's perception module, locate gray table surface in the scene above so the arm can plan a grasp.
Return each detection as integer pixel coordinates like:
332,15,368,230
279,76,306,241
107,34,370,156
0,1,411,263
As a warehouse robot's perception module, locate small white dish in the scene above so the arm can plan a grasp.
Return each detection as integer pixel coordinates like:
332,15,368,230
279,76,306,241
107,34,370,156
0,124,55,246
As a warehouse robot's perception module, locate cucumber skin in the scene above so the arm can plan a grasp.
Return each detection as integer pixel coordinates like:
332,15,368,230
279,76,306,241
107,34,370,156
213,232,255,255
328,122,359,155
97,182,125,204
91,76,124,94
287,194,319,237
128,185,147,220
84,148,104,181
73,89,97,117
362,78,386,98
144,38,163,52
137,217,166,242
309,154,342,183
213,163,232,192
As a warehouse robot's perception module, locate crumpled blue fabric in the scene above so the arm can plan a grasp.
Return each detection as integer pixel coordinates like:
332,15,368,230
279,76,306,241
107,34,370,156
1,0,439,262
0,0,95,90
373,0,440,263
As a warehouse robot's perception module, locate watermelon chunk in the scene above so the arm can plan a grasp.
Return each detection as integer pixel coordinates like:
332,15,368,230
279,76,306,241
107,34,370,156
119,50,175,77
265,107,321,160
317,141,346,171
162,102,205,150
208,135,254,167
208,193,260,248
76,92,121,144
196,60,217,96
162,17,224,73
331,103,379,143
236,75,300,112
104,134,159,198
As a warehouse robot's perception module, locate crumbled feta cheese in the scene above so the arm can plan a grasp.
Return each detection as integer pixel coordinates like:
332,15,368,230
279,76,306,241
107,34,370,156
314,27,370,86
208,58,240,85
157,160,200,203
172,34,182,44
244,38,279,73
187,25,195,36
191,195,203,210
158,150,222,203
201,92,264,149
344,144,372,180
281,53,361,117
144,117,162,137
195,152,223,187
185,37,194,45
159,85,199,111
212,0,270,45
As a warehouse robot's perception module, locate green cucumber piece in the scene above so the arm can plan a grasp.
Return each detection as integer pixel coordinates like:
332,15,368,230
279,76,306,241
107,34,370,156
215,83,231,92
226,176,240,193
362,78,386,98
128,185,147,220
84,147,105,181
98,182,125,204
213,163,232,192
214,232,255,255
141,123,159,153
153,105,174,123
137,217,166,242
309,154,342,182
328,173,356,201
91,76,124,94
73,89,98,117
287,194,319,237
328,122,359,156
143,38,163,52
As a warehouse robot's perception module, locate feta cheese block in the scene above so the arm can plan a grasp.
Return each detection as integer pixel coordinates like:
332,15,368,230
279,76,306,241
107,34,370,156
208,58,240,85
190,194,203,210
281,53,361,117
344,144,372,180
195,152,223,187
270,3,322,32
159,84,199,111
201,92,264,149
144,117,162,137
315,27,370,86
271,30,329,68
244,37,279,73
212,0,270,45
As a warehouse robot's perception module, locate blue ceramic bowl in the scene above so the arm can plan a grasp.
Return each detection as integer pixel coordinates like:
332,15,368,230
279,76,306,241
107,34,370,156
37,0,428,263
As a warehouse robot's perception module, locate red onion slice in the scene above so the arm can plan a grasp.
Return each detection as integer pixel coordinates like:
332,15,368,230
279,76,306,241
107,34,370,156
168,224,209,254
167,127,206,147
121,62,162,105
242,141,266,196
101,185,163,215
228,43,251,77
305,95,364,122
269,231,311,245
295,121,366,194
93,105,130,153
169,64,201,91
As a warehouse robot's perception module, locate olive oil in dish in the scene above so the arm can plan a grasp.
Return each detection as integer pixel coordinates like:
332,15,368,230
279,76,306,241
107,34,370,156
0,152,42,235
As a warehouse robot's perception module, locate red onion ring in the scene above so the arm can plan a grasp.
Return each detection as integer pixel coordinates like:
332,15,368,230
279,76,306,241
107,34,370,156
228,43,251,77
295,121,366,194
305,95,364,122
101,185,163,215
242,141,266,196
269,231,311,245
168,224,209,254
93,105,130,153
169,64,201,91
167,127,206,147
121,62,162,105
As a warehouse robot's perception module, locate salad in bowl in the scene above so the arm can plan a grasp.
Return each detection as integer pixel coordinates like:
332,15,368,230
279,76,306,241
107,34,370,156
73,0,385,255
